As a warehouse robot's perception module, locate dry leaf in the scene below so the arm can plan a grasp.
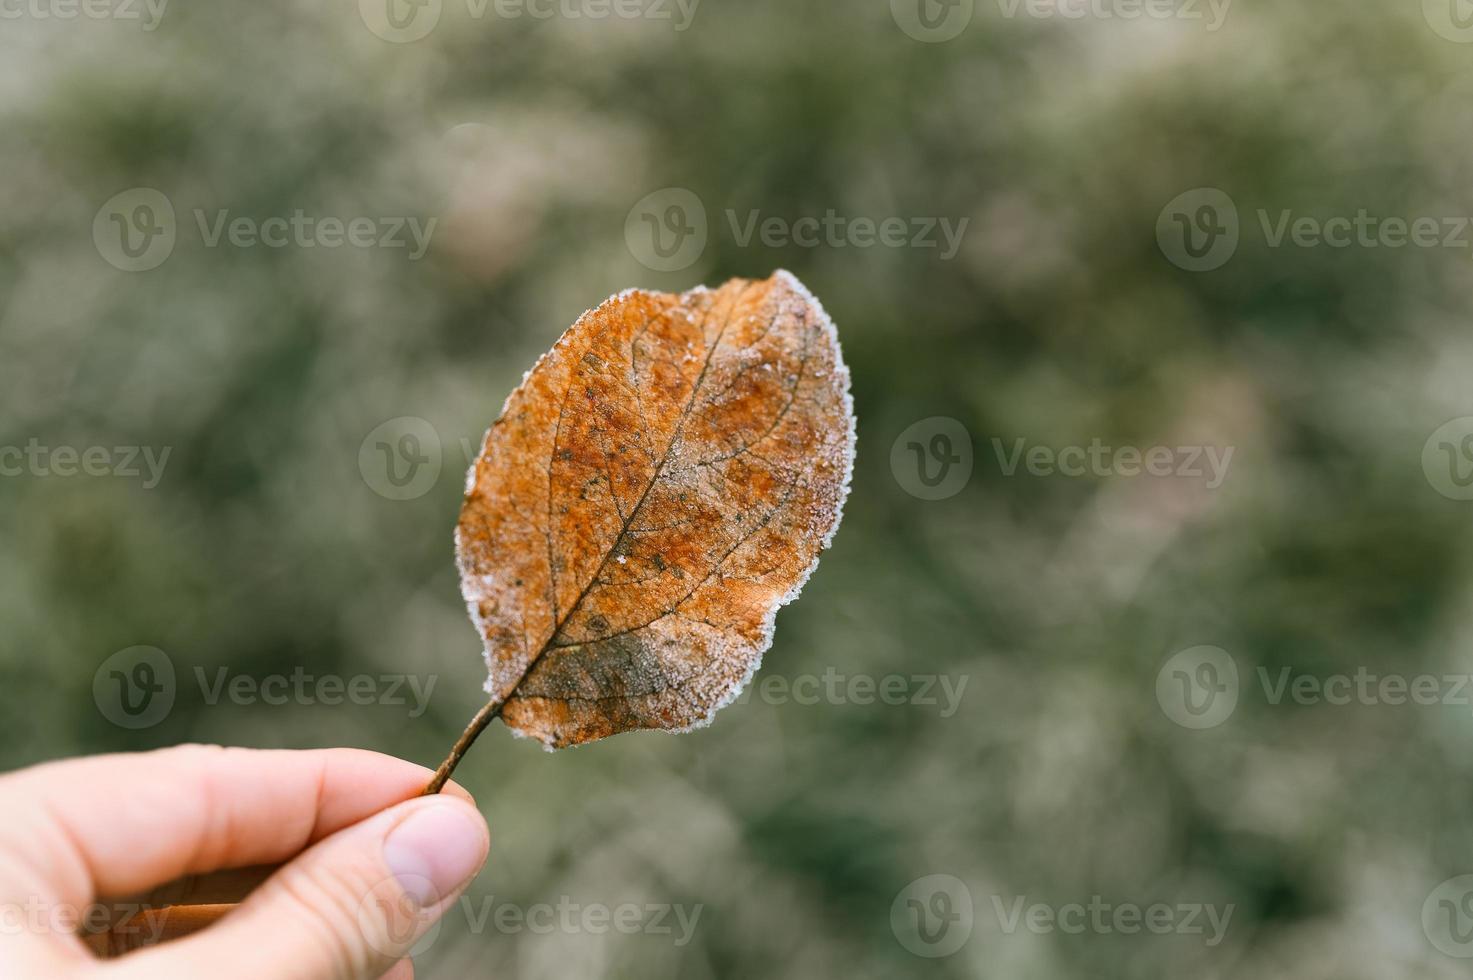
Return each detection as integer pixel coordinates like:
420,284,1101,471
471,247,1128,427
456,270,855,749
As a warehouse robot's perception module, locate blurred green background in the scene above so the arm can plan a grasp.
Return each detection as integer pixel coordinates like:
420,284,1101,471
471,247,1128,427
8,0,1473,976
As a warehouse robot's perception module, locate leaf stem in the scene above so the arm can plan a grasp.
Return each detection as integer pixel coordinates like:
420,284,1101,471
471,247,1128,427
423,697,504,795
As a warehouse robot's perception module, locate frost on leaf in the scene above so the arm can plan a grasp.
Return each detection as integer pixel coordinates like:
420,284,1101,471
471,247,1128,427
456,270,855,748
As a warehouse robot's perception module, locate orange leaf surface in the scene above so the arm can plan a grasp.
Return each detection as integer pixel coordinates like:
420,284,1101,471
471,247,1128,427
456,270,855,748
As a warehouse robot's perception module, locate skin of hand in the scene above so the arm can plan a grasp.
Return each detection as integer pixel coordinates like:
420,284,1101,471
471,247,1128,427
0,745,491,980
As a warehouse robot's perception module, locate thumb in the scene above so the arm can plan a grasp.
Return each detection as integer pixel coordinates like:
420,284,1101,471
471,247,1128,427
116,796,489,980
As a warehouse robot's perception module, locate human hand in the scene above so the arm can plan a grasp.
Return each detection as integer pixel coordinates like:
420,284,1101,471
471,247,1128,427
0,745,490,979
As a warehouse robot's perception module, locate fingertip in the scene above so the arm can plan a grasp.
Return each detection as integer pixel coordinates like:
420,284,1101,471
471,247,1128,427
306,748,479,809
438,778,478,808
383,797,489,908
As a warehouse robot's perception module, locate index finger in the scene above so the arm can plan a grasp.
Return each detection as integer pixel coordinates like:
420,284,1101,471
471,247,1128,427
0,744,475,911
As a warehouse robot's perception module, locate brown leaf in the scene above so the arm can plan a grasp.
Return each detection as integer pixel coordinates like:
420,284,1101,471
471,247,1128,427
456,270,855,749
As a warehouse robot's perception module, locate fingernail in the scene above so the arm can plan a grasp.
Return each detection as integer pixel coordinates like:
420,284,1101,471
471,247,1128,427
383,803,488,908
